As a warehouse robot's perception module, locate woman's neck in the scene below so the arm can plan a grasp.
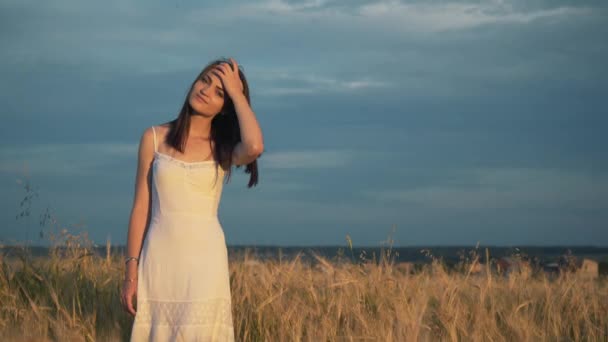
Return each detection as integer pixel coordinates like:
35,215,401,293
189,115,212,139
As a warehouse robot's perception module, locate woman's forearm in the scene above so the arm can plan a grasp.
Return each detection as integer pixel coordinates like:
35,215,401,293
125,208,148,279
232,94,264,152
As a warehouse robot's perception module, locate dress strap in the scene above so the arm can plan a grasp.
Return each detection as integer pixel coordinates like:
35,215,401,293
151,126,158,152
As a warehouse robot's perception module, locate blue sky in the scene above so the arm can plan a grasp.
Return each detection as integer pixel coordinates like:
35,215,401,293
1,0,606,247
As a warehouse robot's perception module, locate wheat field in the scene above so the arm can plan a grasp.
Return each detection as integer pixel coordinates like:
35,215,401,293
1,228,607,342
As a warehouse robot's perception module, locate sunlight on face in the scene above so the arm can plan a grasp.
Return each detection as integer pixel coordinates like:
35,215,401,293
189,68,225,117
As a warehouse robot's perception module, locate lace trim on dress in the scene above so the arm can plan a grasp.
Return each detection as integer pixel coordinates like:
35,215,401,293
134,298,233,327
154,151,216,168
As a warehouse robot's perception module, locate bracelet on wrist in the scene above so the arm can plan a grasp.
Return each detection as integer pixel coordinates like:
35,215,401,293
125,256,139,265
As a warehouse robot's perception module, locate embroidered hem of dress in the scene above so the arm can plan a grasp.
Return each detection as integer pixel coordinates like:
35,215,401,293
134,298,233,326
130,322,235,342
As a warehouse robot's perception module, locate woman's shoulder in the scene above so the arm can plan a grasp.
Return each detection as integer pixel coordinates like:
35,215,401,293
152,122,172,134
148,122,169,129
145,122,171,137
140,122,169,143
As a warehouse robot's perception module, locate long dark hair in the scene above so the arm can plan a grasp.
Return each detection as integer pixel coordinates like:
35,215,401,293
165,58,259,188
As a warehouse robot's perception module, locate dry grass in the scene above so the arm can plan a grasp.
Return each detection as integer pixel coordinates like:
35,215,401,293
3,177,607,341
1,233,607,342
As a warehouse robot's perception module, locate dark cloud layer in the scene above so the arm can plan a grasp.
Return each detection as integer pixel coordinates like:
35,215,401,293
1,0,606,246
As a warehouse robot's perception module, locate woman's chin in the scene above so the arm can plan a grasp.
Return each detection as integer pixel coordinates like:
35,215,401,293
188,99,198,107
189,102,206,113
189,108,216,118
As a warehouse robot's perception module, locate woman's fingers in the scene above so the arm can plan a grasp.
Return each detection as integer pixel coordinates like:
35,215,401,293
229,58,238,73
126,293,136,316
125,293,136,316
210,69,223,80
216,62,235,76
120,286,137,316
214,65,226,75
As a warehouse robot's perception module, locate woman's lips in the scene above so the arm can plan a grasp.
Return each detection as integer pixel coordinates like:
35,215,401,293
196,94,207,103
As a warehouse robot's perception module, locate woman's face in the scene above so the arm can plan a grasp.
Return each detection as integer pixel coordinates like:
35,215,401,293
188,68,225,117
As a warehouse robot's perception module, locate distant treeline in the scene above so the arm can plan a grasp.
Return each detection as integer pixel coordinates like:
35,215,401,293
4,244,608,265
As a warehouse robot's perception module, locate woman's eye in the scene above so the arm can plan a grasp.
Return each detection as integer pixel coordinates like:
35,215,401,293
201,75,222,97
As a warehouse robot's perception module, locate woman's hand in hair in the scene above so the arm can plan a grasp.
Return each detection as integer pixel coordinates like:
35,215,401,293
210,58,244,99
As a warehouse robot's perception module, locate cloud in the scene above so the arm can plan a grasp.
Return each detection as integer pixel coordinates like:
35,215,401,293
261,149,360,169
0,143,137,176
0,0,606,245
2,0,596,76
357,1,592,32
0,144,362,175
251,70,392,96
2,0,602,104
251,0,330,13
362,167,608,211
231,0,593,33
256,181,314,192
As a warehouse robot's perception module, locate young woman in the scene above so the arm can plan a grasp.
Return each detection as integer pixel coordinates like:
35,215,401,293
121,57,264,341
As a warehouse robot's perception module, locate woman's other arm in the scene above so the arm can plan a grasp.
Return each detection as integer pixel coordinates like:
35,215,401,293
125,127,155,280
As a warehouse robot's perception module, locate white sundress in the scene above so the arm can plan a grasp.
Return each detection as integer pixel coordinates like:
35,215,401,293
130,126,235,342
